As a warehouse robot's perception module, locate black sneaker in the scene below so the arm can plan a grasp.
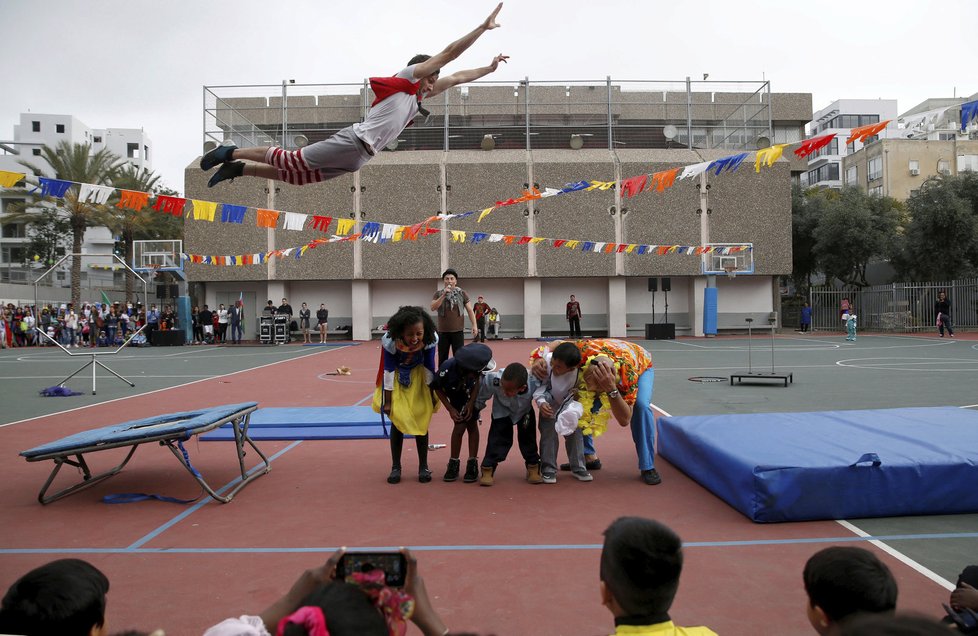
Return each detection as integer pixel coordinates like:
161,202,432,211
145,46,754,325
463,458,479,483
418,466,432,483
387,467,402,484
207,161,244,188
443,458,460,482
641,469,662,485
200,144,237,171
560,459,602,471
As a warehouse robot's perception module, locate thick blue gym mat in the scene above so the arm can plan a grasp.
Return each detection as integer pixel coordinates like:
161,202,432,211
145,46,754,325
658,407,978,522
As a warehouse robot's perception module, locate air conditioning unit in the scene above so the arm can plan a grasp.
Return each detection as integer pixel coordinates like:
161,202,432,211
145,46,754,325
910,168,919,176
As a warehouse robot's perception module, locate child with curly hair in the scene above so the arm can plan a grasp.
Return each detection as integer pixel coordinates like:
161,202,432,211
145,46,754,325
372,306,440,484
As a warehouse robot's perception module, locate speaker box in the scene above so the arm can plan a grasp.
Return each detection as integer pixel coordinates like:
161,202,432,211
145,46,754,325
645,323,676,340
169,284,179,298
648,277,658,292
661,277,672,292
155,284,167,299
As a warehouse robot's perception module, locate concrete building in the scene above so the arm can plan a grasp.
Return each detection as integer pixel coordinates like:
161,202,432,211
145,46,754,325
804,99,898,189
843,93,978,199
0,112,153,294
186,79,812,339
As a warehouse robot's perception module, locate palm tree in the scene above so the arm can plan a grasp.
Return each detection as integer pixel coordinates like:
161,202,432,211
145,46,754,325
108,165,182,301
10,141,124,308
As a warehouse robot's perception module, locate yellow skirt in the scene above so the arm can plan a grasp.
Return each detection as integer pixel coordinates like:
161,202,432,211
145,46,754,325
372,365,439,436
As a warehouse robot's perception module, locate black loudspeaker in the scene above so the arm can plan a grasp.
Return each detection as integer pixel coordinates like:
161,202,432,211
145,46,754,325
648,277,658,292
155,284,167,299
661,277,672,292
169,284,179,298
645,323,676,340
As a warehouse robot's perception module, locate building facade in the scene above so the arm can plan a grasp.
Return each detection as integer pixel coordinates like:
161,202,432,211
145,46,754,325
186,79,812,339
805,99,898,189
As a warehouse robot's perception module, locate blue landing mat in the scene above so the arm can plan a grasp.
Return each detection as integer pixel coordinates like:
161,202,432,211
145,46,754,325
199,406,398,441
658,407,978,523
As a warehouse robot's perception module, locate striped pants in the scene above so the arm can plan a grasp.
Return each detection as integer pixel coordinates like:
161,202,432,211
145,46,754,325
263,147,323,186
262,127,372,186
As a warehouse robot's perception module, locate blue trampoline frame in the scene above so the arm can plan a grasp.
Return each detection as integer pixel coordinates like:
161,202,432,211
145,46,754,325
21,403,269,505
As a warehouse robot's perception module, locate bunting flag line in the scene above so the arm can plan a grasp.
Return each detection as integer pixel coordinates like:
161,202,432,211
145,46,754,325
38,177,73,198
256,208,280,228
649,168,680,192
754,144,789,173
283,211,307,231
221,204,247,224
311,215,333,232
117,190,150,211
192,200,218,222
78,183,114,204
793,133,835,159
153,195,187,216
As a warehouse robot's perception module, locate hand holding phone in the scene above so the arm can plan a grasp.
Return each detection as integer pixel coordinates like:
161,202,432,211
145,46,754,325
335,551,408,588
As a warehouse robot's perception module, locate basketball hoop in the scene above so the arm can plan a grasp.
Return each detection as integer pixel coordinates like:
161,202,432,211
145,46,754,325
724,265,737,279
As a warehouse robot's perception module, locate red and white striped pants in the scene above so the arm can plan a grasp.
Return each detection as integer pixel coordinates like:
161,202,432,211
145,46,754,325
263,147,323,186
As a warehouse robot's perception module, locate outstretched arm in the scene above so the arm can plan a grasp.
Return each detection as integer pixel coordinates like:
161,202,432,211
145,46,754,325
414,3,503,79
428,54,509,98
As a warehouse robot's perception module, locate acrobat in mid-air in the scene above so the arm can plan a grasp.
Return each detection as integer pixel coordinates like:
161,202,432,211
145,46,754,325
200,3,508,187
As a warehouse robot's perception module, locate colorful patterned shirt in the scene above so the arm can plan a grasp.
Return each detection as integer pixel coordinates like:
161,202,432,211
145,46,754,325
574,339,653,406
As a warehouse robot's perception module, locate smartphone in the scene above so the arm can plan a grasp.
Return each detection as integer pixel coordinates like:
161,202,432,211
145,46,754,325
336,551,407,588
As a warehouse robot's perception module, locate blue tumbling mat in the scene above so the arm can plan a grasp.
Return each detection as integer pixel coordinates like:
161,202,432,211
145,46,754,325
658,407,978,523
199,406,400,441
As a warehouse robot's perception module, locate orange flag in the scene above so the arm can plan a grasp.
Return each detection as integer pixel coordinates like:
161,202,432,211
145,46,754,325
256,209,280,228
649,167,680,192
117,190,149,211
846,120,890,146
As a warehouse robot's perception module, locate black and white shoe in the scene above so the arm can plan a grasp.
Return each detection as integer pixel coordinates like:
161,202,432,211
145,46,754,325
200,144,237,171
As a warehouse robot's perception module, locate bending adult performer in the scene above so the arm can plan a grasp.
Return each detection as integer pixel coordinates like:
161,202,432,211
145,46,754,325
531,338,661,485
200,4,508,188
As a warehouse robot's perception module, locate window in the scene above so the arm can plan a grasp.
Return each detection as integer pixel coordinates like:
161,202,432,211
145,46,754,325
938,160,950,175
127,143,139,159
56,123,65,133
143,145,149,161
0,222,27,238
868,156,883,181
93,135,102,143
31,121,40,132
909,160,919,175
1,245,27,264
846,165,857,184
806,163,840,185
939,133,956,141
958,155,978,172
869,185,883,197
32,148,41,156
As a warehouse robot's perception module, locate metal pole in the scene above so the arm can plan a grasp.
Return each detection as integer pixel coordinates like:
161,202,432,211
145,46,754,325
281,80,288,147
686,77,693,149
746,318,753,373
443,89,449,151
524,77,530,151
607,76,613,151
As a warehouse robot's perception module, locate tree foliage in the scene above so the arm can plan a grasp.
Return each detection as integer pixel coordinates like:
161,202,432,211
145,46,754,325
898,173,978,280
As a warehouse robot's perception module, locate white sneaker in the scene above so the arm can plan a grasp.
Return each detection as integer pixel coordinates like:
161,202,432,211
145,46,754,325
542,472,557,484
572,471,594,482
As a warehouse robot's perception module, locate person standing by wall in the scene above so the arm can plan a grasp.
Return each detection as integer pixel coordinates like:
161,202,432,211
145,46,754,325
229,300,243,344
472,295,490,342
299,302,312,343
316,303,329,343
935,290,955,338
430,268,477,365
566,294,583,338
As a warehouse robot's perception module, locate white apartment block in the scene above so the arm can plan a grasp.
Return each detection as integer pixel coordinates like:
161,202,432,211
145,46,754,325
0,112,153,292
804,99,898,189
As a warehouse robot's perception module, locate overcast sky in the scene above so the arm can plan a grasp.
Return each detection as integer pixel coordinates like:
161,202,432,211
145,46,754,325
1,0,972,194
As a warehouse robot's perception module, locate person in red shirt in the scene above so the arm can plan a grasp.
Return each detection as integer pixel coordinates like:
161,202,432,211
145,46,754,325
472,296,491,342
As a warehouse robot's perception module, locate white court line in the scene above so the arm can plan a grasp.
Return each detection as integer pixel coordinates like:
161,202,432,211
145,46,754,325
961,404,978,409
836,520,955,591
650,403,672,417
0,345,350,430
0,375,213,380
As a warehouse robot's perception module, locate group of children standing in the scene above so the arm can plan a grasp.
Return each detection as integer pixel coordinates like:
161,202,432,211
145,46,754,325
372,304,583,487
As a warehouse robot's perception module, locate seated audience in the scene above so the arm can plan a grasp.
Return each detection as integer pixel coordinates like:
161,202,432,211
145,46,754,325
803,546,898,634
0,558,110,636
599,516,717,636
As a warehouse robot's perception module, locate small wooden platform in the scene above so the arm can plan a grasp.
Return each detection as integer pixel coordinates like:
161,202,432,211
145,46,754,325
730,371,793,387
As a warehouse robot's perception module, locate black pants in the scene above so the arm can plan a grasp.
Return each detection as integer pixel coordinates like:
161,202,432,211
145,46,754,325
482,411,540,468
568,317,582,338
476,317,486,342
437,330,465,366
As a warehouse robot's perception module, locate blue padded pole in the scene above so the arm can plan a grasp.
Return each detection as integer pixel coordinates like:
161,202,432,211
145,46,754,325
703,287,718,336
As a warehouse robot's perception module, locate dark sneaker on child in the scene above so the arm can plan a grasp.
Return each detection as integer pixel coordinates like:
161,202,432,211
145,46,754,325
418,467,432,483
641,469,662,485
463,458,479,483
200,144,237,171
387,467,402,484
572,470,593,482
542,472,557,484
443,458,460,482
207,161,245,188
560,459,602,471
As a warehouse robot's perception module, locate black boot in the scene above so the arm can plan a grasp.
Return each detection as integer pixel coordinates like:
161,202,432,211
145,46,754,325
387,466,401,484
207,161,245,188
200,143,237,170
463,458,479,483
443,458,460,482
418,466,432,483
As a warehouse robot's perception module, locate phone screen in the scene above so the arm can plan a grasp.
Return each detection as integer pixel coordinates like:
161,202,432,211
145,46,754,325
336,552,407,588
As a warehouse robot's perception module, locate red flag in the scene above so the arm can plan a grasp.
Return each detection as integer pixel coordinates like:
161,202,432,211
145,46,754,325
311,215,333,232
793,133,836,159
620,175,649,198
152,195,187,216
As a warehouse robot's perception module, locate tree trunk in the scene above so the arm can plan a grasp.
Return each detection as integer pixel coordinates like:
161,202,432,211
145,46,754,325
71,220,84,309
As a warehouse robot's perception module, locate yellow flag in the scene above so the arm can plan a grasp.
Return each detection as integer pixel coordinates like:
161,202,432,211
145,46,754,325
478,207,494,222
754,144,789,172
192,200,218,221
0,171,26,187
451,230,467,242
335,218,355,235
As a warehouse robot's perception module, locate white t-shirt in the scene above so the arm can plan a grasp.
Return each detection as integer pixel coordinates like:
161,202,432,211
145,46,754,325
352,65,422,153
218,309,228,324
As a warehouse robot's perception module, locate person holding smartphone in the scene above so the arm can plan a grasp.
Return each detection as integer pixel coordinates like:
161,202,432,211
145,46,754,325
203,548,449,636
